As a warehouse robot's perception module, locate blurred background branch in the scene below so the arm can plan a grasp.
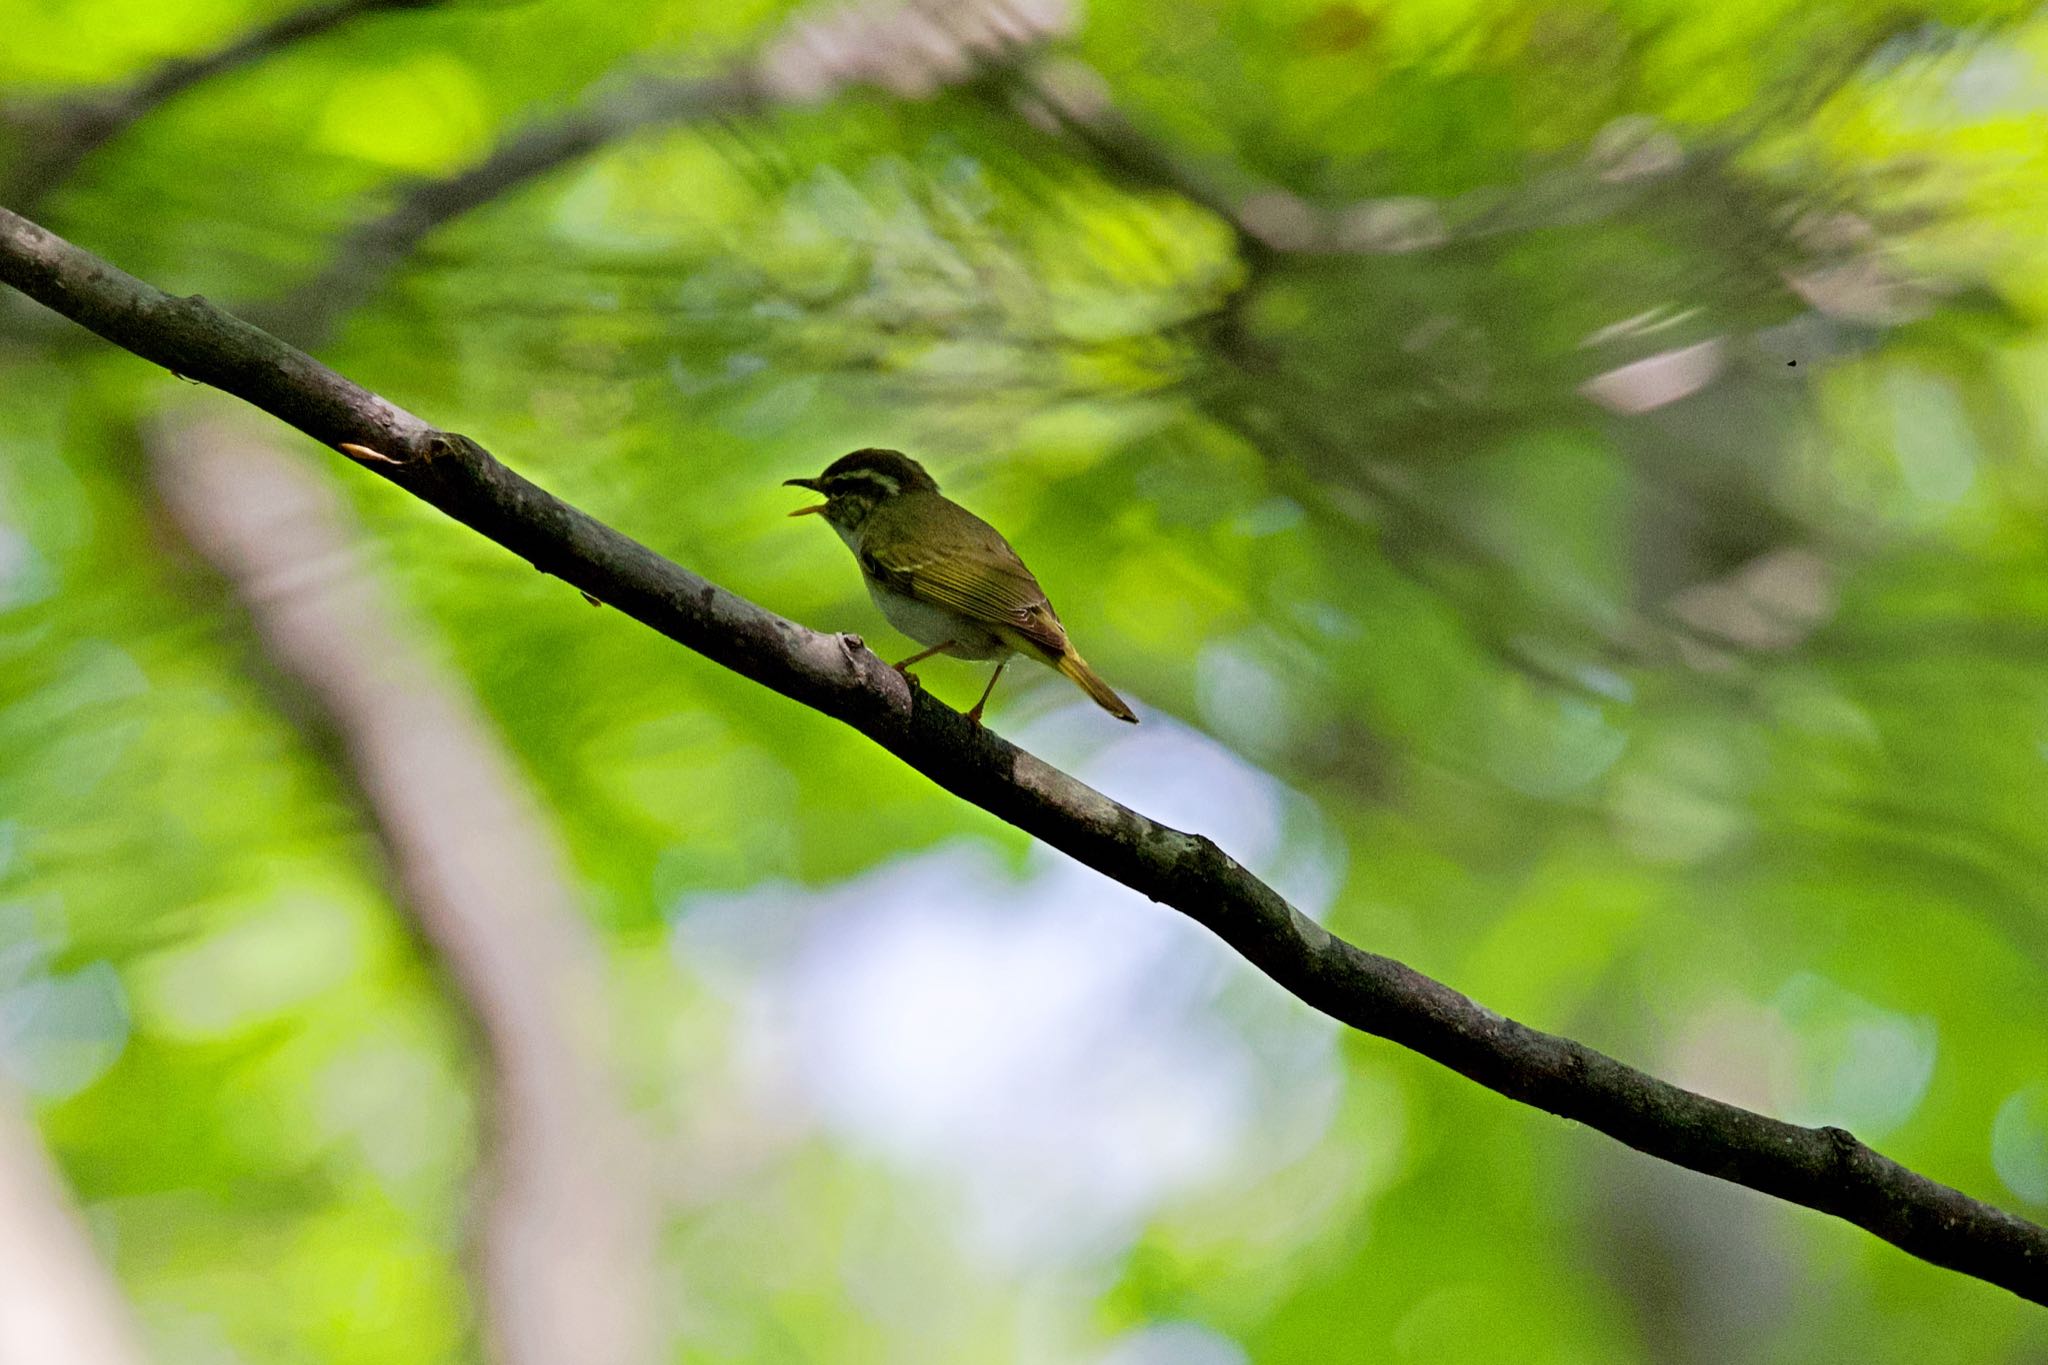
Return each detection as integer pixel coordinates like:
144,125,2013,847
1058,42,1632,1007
275,0,1075,341
1,0,437,213
146,412,659,1365
269,65,770,343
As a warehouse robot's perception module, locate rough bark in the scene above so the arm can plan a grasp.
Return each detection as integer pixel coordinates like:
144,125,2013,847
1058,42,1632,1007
3,205,2043,1307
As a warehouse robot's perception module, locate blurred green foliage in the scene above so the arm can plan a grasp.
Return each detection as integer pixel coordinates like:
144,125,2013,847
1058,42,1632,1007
4,0,2048,1360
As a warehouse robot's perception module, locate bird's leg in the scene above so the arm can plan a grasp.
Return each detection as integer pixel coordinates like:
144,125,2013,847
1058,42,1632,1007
964,659,1008,724
891,641,953,675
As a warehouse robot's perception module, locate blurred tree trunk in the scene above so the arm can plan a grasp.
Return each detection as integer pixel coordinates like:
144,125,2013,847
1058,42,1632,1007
147,411,659,1365
0,1079,151,1365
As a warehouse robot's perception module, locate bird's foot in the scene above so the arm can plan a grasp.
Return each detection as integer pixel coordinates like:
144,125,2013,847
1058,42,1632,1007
891,642,955,674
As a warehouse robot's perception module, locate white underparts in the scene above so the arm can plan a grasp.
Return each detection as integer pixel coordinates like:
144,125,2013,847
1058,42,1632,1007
868,579,1010,660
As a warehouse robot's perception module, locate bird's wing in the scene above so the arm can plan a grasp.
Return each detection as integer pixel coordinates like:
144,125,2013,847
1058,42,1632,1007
859,494,1069,658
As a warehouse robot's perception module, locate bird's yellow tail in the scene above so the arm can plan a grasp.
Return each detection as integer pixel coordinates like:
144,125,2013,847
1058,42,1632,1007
1057,650,1138,723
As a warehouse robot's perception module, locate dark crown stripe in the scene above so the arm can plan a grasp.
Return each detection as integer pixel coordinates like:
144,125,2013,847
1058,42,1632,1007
824,469,901,496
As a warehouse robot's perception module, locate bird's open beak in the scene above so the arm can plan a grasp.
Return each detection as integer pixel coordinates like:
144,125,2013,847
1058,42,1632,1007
783,477,826,516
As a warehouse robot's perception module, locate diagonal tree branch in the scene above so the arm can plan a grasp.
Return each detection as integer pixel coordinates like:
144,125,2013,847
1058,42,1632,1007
2,205,2043,1306
3,0,437,213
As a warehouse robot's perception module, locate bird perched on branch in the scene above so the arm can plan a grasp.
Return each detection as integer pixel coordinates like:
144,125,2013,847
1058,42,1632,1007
786,448,1137,725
